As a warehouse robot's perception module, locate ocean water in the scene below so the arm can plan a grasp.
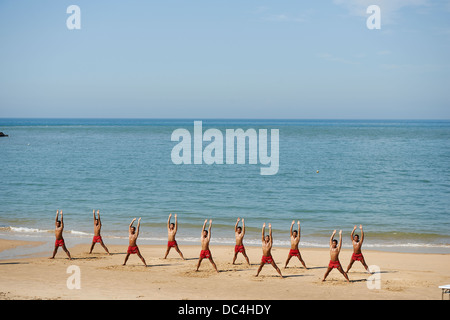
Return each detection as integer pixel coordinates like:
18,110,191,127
0,119,449,254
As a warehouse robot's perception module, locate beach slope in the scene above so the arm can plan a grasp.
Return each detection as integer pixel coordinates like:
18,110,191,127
0,239,449,300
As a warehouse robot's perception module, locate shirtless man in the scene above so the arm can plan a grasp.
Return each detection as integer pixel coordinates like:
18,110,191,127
89,210,110,255
256,223,283,278
196,219,219,273
346,225,370,273
284,220,307,269
322,230,349,282
232,218,250,265
123,218,147,266
164,213,185,260
50,210,72,260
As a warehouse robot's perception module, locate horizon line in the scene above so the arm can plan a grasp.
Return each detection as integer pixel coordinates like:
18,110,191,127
1,117,450,121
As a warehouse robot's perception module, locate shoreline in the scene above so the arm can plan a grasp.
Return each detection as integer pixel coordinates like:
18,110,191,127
0,238,449,300
1,228,450,256
0,238,45,253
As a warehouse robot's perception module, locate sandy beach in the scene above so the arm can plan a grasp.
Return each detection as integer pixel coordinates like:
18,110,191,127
0,238,449,300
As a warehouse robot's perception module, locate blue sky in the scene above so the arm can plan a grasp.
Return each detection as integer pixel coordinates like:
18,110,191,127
0,0,449,119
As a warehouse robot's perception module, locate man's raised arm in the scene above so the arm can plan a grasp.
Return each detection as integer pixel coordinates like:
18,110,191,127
129,218,136,231
202,219,207,237
261,223,266,242
330,230,336,247
290,220,294,237
242,218,245,236
174,214,178,232
235,218,240,232
351,225,357,241
208,219,212,240
360,225,364,244
269,223,273,244
338,230,343,250
55,210,59,226
136,217,141,236
59,210,64,229
168,213,172,230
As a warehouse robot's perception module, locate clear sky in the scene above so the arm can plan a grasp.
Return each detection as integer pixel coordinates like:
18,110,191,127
0,0,449,119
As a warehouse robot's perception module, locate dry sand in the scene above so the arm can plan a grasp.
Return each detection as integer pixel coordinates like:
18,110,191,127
0,238,449,300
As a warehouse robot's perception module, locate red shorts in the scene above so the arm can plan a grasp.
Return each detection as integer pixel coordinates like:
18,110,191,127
168,241,177,248
55,239,65,247
329,260,341,269
235,245,245,253
352,253,364,261
261,255,273,264
200,250,211,259
127,246,139,254
289,249,300,257
93,236,102,243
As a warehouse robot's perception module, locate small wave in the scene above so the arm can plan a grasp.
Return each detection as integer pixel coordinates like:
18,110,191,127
363,242,450,249
2,226,90,236
68,230,91,236
133,237,450,250
2,227,449,251
7,226,51,233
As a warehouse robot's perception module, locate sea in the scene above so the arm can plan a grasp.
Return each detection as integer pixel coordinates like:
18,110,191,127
0,118,449,257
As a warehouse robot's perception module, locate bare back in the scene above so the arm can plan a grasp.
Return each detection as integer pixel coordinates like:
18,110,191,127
201,234,210,251
129,231,138,247
94,222,101,236
235,232,244,246
262,240,272,257
55,225,63,240
168,228,177,242
330,246,340,261
290,235,300,250
352,240,362,254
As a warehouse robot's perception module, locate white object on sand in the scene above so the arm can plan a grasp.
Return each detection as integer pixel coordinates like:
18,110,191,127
439,285,450,300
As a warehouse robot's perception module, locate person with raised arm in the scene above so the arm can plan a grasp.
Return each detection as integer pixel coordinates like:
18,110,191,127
346,224,371,273
123,217,147,266
89,210,110,255
256,223,283,278
164,213,185,260
50,210,72,260
196,219,219,273
284,220,307,269
232,217,250,265
322,230,349,282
